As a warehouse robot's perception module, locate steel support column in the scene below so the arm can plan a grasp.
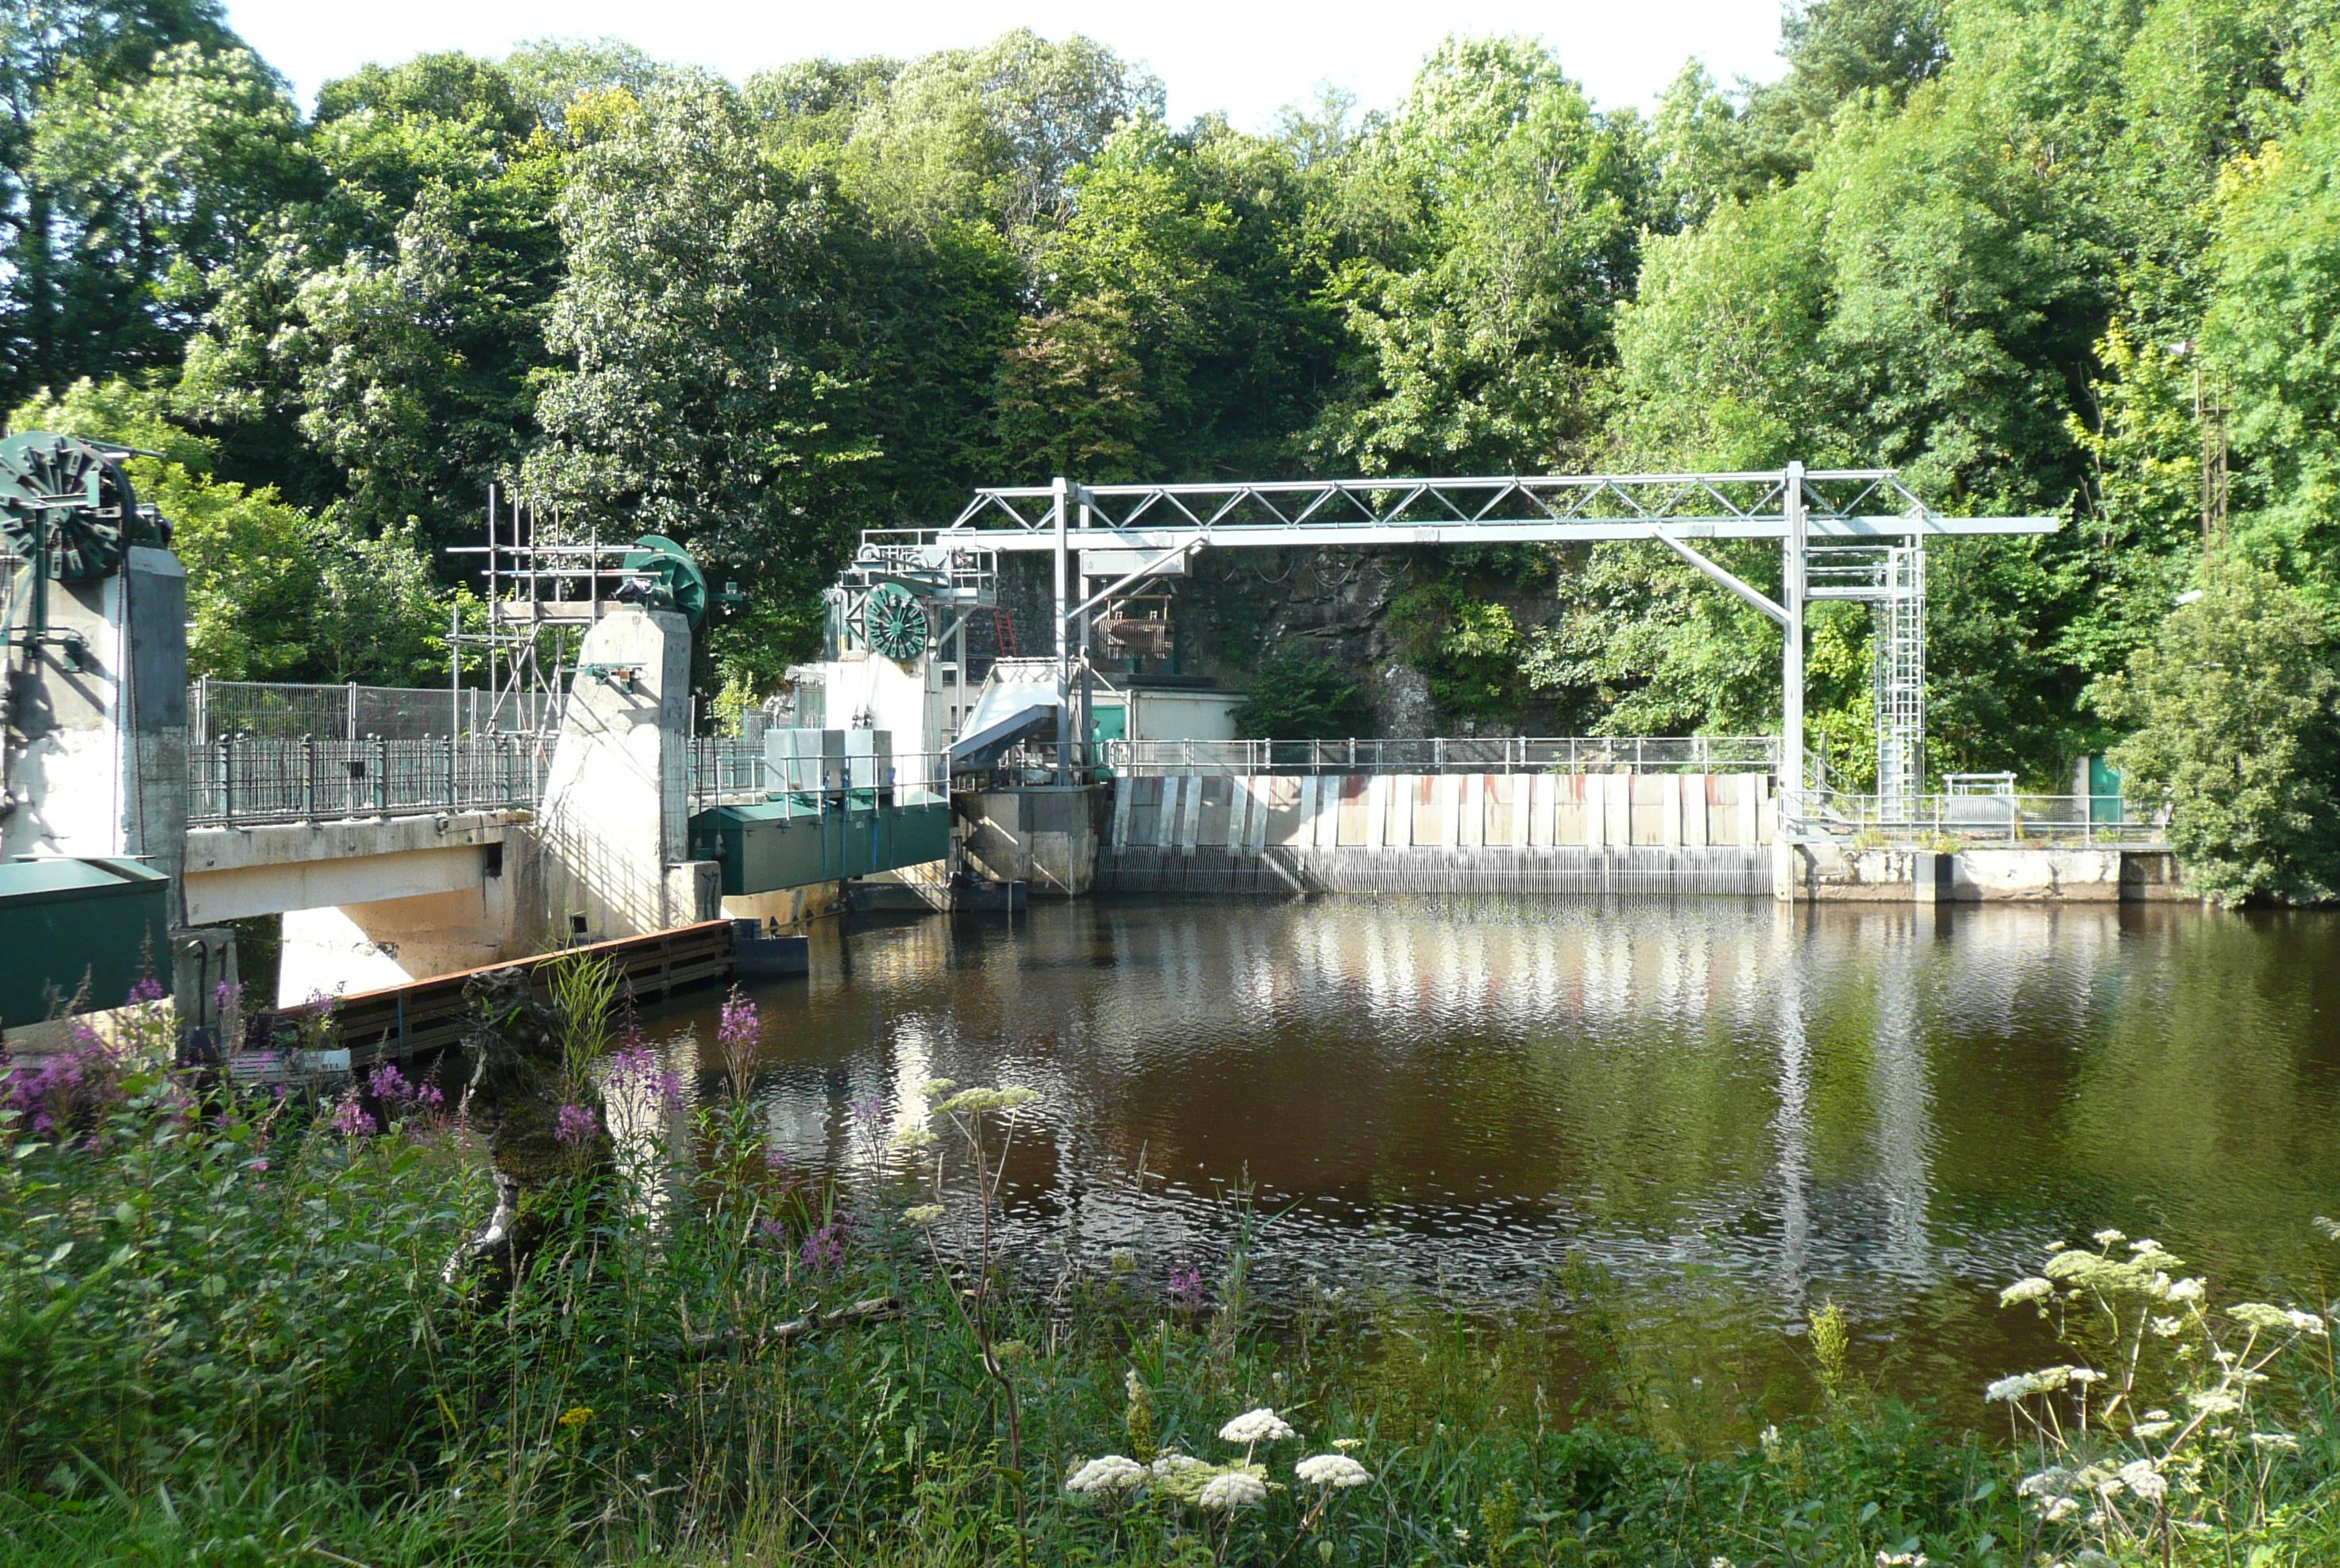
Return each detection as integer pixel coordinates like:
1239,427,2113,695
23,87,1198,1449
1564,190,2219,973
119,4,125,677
1782,460,1807,797
1051,475,1070,782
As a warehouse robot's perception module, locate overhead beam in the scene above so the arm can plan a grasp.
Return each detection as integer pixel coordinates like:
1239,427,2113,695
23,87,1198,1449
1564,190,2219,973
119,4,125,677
930,515,2056,552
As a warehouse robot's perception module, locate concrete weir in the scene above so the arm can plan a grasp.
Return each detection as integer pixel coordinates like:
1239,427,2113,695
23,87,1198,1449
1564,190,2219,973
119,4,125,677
1096,772,1775,896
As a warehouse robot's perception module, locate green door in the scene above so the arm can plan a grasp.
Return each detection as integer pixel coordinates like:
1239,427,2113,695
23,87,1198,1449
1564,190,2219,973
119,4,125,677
2087,754,2124,823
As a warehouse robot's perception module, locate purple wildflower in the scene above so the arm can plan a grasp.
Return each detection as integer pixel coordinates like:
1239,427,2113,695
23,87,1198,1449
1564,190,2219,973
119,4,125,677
125,976,167,1006
1168,1266,1206,1310
715,988,760,1073
607,1041,684,1109
324,1096,376,1138
800,1223,844,1276
2,1027,127,1138
763,1144,792,1172
553,1103,599,1146
757,1216,788,1246
368,1061,446,1121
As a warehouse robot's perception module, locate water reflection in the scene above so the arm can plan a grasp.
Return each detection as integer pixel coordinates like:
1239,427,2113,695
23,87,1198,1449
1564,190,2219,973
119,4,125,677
648,897,2340,1397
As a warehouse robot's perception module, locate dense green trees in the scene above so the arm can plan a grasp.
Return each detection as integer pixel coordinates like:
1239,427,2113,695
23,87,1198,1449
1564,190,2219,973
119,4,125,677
2,2,2337,891
2106,568,2340,906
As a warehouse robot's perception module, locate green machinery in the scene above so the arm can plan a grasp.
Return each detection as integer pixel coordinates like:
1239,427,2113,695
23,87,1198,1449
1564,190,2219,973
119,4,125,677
2,430,164,669
621,533,714,628
692,798,950,897
688,726,950,897
0,858,172,1028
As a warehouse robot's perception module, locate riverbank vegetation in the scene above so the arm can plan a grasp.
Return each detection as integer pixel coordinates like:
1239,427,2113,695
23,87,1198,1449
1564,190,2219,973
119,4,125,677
8,2,2340,896
5,988,2338,1566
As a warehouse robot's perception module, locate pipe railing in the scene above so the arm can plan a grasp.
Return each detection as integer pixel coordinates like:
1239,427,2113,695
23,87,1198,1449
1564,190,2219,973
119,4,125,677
1102,735,1782,778
685,739,953,814
1779,788,2165,849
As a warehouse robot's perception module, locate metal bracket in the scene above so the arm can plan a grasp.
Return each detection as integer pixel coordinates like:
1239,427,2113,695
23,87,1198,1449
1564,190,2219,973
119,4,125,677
1651,530,1788,628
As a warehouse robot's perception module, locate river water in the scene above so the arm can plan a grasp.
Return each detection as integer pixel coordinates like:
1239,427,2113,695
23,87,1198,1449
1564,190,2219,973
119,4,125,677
661,896,2340,1414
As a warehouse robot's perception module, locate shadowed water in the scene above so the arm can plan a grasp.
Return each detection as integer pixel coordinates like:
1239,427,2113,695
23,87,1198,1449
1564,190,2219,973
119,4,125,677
653,896,2340,1408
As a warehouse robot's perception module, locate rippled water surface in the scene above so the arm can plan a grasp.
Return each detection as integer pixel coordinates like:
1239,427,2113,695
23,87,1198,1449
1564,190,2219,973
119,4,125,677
658,896,2340,1407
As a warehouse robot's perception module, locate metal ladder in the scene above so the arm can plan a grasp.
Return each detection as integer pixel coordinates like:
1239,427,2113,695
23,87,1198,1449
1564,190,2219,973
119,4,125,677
1804,539,1927,815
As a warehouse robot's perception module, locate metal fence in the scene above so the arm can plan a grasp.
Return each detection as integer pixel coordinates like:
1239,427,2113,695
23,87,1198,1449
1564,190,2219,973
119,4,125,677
189,679,557,743
1781,788,2166,849
1104,735,1782,777
686,738,951,813
187,734,549,826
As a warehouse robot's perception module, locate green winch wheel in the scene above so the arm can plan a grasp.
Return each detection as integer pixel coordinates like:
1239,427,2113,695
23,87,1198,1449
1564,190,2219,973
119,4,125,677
623,534,711,629
864,583,929,661
0,431,152,582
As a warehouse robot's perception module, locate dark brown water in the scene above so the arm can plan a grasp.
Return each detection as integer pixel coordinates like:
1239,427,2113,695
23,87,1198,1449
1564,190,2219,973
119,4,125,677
655,896,2340,1411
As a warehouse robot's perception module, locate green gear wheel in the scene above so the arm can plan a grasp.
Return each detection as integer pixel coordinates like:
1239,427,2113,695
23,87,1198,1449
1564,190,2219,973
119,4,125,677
864,583,929,661
0,431,152,582
622,534,711,629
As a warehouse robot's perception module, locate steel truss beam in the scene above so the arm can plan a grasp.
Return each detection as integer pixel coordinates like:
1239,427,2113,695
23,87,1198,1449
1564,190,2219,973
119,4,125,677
938,471,2057,549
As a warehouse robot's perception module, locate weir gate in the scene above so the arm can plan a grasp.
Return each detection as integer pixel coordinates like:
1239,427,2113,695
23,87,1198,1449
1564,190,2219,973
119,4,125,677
1093,738,1779,896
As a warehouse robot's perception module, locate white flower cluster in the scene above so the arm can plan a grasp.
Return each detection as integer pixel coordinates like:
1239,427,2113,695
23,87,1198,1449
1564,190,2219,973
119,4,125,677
1065,1455,1146,1494
1219,1407,1296,1444
2114,1458,2168,1504
1985,1365,2102,1403
1999,1277,2056,1306
2228,1301,2327,1336
1295,1453,1371,1488
1197,1471,1267,1511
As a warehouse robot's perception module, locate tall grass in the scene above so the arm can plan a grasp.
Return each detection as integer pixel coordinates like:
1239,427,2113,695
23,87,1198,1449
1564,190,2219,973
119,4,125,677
2,1009,2337,1566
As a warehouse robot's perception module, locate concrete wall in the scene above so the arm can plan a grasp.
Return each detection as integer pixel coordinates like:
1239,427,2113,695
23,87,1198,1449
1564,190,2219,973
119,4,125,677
723,880,847,931
534,606,701,942
183,811,524,924
1773,841,2195,903
277,885,521,1003
819,649,944,756
1,545,187,884
960,785,1104,896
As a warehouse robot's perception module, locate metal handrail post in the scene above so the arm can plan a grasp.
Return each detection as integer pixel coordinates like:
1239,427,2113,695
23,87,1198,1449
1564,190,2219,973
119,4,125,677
374,735,389,815
302,734,318,822
222,734,237,823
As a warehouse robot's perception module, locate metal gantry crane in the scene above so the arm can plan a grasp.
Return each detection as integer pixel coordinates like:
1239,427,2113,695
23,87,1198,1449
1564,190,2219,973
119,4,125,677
825,465,2057,811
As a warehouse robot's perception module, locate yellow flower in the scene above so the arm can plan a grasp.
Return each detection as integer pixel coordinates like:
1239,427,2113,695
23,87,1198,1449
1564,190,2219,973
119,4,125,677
557,1405,595,1430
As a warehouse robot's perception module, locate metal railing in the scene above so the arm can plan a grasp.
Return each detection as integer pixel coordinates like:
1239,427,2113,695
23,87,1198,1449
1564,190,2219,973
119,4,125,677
687,740,952,814
1104,735,1782,777
1781,788,2166,849
187,734,549,826
189,678,558,744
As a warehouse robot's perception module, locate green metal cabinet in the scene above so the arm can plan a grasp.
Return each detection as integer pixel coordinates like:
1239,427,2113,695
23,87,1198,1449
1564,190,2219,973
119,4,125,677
0,857,172,1027
692,800,954,897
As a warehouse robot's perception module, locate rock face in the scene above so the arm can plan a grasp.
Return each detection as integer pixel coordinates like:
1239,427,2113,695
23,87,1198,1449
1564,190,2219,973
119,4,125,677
442,965,613,1300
